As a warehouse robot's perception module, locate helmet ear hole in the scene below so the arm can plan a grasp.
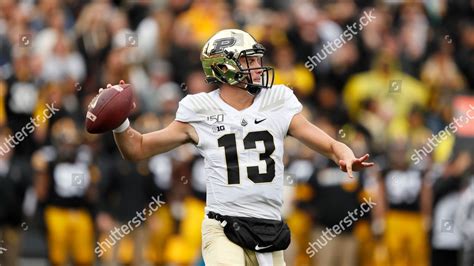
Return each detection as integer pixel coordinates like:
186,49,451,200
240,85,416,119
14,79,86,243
210,64,228,83
217,64,228,73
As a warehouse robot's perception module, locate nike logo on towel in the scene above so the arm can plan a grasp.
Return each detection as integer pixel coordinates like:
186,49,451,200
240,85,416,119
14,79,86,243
255,244,272,251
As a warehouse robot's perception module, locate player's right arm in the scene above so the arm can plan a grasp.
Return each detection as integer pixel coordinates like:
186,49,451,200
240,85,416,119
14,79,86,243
113,120,198,161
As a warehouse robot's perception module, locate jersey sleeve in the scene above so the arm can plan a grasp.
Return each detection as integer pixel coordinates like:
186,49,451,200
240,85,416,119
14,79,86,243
280,85,303,135
175,94,211,148
175,95,202,123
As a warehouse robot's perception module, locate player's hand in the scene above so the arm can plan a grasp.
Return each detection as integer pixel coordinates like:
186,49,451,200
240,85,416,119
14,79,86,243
98,80,126,93
338,153,374,178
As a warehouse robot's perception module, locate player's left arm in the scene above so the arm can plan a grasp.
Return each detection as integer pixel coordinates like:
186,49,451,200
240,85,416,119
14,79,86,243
288,113,374,178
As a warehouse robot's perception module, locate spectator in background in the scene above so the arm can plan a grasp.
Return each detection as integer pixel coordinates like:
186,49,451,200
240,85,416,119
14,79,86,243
421,38,467,133
168,19,203,84
421,39,466,97
244,9,290,60
33,7,70,59
324,41,362,94
397,3,430,77
0,0,15,80
32,82,69,144
357,98,389,154
100,47,133,92
234,0,264,28
386,106,434,167
30,0,67,32
175,0,234,45
36,32,85,127
107,8,149,94
286,2,320,66
314,83,350,126
0,76,7,125
273,45,315,100
134,4,160,64
454,20,474,91
74,1,112,92
140,60,180,114
40,34,85,85
343,49,429,148
184,69,213,95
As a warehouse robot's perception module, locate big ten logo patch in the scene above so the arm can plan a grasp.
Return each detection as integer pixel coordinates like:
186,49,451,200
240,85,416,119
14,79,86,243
213,125,226,133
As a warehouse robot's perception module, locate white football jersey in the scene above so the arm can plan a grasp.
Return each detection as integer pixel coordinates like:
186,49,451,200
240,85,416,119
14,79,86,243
175,85,302,220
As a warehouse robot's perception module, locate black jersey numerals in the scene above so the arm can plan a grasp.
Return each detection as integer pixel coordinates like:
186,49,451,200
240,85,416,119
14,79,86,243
218,131,275,184
217,134,240,184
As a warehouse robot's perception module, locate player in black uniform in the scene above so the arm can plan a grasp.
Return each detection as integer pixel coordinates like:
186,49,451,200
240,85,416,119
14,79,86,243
32,118,99,266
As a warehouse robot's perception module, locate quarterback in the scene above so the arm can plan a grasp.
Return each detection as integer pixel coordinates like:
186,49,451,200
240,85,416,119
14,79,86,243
112,29,373,265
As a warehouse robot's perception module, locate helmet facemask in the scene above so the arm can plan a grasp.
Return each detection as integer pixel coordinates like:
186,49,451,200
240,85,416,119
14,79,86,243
233,44,274,95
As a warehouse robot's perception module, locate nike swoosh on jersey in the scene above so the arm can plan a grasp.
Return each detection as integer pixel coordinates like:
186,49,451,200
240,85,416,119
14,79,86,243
255,244,272,251
254,118,267,124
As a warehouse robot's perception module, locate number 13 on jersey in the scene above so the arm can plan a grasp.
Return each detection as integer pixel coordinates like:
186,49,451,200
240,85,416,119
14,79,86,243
218,130,276,184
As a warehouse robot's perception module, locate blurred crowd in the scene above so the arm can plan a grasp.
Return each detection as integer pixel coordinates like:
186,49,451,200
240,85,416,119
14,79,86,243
0,0,473,265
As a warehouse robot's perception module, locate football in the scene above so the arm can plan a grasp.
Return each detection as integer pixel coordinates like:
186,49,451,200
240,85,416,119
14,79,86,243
85,82,135,134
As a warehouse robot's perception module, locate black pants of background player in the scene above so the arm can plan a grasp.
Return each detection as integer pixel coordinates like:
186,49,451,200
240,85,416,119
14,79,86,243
431,249,459,266
461,242,474,266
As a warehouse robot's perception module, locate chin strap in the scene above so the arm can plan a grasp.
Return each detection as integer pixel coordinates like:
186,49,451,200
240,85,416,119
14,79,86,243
228,81,266,95
246,84,262,95
231,82,261,95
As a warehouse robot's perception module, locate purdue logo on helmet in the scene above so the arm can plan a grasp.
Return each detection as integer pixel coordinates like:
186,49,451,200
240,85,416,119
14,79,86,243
201,29,274,95
210,38,237,55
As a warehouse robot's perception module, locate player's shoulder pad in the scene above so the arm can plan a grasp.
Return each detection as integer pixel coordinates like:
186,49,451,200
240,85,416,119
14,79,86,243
176,92,223,123
179,92,223,115
258,84,300,112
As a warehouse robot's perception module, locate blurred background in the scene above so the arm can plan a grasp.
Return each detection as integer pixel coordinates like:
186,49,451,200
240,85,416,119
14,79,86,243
0,0,473,265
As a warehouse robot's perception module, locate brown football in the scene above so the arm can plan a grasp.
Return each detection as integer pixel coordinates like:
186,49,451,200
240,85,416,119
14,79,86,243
85,83,135,134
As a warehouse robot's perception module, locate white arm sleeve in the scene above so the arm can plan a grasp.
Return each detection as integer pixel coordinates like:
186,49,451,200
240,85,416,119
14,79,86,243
280,86,303,135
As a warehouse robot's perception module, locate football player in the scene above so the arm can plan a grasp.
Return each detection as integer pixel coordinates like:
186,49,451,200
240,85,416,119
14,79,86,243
32,118,99,266
375,141,431,266
111,29,374,265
